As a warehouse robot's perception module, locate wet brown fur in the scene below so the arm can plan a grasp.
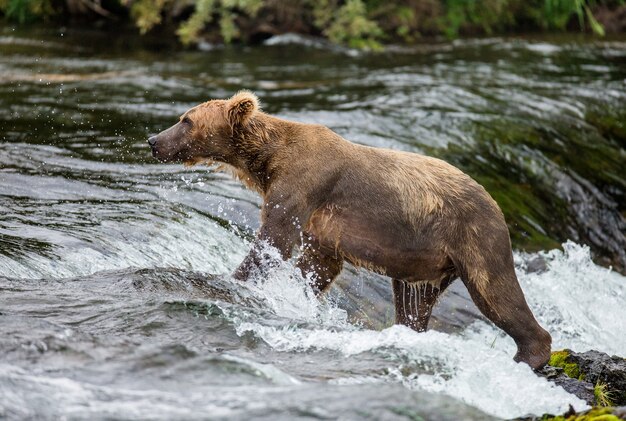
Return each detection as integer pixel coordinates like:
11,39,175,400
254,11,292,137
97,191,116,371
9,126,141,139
148,91,552,370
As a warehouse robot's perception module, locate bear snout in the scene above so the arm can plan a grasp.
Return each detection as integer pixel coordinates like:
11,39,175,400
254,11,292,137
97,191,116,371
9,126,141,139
148,135,162,159
147,122,189,162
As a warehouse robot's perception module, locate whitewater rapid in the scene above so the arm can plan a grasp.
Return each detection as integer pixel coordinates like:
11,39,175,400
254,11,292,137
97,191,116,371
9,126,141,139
1,195,624,419
227,242,625,418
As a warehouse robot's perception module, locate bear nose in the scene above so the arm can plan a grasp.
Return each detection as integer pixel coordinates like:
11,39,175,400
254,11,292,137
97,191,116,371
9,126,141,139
148,136,157,147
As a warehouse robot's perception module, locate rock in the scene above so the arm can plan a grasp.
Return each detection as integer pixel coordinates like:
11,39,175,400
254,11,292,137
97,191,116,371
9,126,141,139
573,350,626,406
333,266,485,333
538,365,596,405
539,349,626,407
525,255,548,274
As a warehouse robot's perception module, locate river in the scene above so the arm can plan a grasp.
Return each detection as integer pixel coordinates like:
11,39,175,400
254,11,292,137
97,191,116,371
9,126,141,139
1,25,625,420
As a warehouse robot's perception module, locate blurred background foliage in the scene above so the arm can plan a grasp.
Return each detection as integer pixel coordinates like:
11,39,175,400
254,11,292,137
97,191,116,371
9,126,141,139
1,0,625,48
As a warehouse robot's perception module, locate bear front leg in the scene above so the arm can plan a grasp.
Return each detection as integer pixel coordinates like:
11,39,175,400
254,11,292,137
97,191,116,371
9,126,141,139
232,222,299,281
296,233,343,295
232,238,279,281
232,190,311,282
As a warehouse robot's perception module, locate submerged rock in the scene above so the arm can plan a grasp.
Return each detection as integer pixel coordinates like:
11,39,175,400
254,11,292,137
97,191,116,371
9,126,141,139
538,349,626,407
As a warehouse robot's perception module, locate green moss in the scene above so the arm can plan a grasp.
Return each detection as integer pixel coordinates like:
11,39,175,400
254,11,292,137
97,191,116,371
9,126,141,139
439,133,566,253
572,407,620,421
586,108,626,150
548,350,583,380
540,407,621,420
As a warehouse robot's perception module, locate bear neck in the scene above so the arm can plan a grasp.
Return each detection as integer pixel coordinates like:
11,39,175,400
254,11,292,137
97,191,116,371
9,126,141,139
230,113,286,195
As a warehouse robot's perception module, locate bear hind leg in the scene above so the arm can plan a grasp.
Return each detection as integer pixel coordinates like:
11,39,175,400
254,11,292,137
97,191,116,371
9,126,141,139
392,277,453,332
457,255,552,370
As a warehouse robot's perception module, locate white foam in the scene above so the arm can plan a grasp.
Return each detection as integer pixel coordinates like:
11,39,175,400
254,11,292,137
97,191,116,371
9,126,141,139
234,321,586,418
516,241,626,356
525,43,562,55
237,243,349,327
263,33,361,56
0,212,246,279
2,220,622,419
0,364,236,418
221,355,301,386
229,241,626,418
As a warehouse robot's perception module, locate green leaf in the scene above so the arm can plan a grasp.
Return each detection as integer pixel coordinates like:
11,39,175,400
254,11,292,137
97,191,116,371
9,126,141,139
585,5,605,36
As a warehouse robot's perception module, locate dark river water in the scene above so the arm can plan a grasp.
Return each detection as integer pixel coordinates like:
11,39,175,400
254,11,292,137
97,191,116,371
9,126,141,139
1,25,625,420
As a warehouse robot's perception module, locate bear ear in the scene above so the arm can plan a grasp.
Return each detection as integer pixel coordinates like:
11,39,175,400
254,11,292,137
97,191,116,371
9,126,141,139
227,90,259,127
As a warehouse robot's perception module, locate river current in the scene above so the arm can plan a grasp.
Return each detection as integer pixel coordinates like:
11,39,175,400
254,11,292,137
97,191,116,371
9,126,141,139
1,26,625,419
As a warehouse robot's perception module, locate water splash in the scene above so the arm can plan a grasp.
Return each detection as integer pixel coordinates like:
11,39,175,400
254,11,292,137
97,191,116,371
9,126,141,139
516,241,626,355
225,241,626,418
0,212,246,279
227,242,350,328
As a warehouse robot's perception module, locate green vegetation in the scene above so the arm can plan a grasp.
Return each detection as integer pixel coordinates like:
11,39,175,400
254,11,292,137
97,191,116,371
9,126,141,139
538,407,622,420
316,0,383,50
593,382,615,407
0,0,51,23
175,0,264,45
1,0,624,48
542,0,607,35
548,350,583,380
549,350,622,409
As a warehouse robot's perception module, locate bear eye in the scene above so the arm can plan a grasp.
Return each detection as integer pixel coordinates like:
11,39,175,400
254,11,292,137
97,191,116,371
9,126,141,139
181,116,192,126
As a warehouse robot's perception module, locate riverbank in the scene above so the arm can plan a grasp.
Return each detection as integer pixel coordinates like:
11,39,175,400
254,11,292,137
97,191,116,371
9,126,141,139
2,0,626,50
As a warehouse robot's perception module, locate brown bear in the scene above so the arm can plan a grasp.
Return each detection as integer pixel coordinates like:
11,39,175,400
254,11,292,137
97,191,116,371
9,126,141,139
148,91,552,369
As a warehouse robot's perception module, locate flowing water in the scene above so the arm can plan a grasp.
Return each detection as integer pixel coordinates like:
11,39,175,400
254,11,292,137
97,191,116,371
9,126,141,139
1,25,625,420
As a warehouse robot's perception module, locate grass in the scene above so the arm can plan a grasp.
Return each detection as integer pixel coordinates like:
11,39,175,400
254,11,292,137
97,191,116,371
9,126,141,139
594,382,615,407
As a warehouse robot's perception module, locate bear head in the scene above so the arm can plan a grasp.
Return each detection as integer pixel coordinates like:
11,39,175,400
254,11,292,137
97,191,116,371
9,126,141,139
148,91,260,166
